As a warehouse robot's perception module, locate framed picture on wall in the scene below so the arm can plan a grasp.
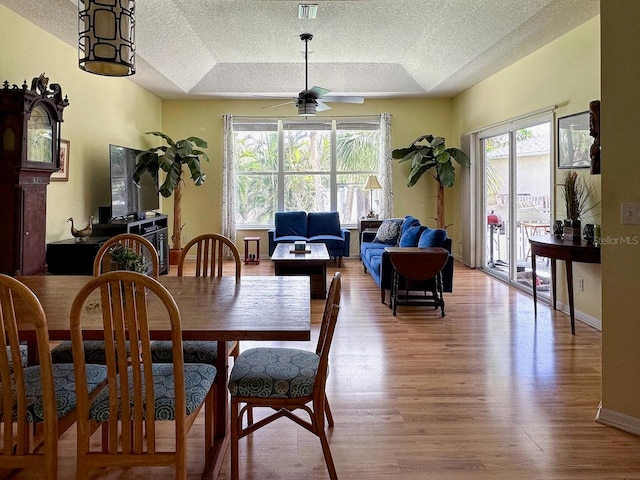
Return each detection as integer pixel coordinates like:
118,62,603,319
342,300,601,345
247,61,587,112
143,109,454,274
557,111,591,169
51,139,69,181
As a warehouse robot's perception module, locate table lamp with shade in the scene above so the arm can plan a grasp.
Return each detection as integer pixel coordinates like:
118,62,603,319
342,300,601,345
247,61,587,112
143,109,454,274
363,175,382,218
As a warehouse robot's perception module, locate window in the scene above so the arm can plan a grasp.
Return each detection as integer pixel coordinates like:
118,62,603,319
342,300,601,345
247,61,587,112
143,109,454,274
234,117,381,227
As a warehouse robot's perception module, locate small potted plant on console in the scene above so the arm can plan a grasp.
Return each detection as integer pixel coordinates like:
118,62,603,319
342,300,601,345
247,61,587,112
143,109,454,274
558,170,597,241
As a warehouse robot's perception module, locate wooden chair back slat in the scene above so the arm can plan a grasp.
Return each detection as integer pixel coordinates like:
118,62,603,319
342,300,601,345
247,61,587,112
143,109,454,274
178,234,241,282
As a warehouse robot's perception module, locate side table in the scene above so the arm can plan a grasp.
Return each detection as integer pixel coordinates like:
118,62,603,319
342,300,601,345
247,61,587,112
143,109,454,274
243,236,261,265
359,219,383,257
384,247,450,317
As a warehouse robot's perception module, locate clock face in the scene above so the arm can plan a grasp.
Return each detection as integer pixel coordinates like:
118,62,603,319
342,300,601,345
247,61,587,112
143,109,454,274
26,105,54,163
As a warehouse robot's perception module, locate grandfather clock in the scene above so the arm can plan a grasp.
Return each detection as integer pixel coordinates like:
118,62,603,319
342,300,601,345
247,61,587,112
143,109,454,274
0,75,69,275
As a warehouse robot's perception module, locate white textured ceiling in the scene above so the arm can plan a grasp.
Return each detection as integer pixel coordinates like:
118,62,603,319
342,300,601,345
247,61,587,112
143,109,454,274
1,0,599,100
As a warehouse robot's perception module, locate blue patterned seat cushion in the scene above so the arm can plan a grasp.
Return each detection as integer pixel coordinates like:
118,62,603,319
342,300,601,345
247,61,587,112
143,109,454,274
228,347,319,399
150,340,236,364
50,340,131,364
89,363,216,421
6,345,28,370
0,363,107,423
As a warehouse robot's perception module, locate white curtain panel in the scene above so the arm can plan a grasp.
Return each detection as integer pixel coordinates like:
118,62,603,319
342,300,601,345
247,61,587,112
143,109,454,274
378,112,393,218
222,114,237,254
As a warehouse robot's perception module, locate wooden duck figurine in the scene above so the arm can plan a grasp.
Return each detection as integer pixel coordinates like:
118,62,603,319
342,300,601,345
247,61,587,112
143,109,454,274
68,216,93,242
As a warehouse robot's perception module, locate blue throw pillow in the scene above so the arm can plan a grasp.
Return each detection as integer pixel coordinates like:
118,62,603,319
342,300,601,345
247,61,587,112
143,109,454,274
307,212,341,237
275,211,307,237
418,228,447,248
401,216,421,236
373,218,404,245
399,225,427,247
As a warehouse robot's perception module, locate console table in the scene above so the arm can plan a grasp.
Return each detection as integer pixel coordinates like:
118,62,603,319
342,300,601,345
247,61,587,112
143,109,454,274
529,235,600,334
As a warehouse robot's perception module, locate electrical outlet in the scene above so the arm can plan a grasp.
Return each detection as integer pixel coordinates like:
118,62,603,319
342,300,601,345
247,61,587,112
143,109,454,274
577,278,584,291
621,202,640,224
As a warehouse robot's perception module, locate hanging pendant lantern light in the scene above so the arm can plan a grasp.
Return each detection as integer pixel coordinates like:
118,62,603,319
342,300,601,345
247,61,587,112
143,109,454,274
78,0,136,77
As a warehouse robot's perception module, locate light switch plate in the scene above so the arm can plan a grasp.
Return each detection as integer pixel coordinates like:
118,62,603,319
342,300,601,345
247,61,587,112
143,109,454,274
621,202,640,224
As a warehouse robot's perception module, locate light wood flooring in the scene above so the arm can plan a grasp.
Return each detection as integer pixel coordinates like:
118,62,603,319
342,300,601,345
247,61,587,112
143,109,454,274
19,258,640,479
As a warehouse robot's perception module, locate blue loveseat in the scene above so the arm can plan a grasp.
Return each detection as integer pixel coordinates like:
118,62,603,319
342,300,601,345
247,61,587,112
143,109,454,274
268,211,350,265
360,216,454,304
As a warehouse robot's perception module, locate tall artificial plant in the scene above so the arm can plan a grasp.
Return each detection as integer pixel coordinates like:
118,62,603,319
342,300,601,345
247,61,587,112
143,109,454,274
392,135,470,229
558,170,597,221
133,131,209,251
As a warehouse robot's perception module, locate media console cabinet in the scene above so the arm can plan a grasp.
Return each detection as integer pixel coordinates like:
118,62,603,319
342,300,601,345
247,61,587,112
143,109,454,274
46,214,169,275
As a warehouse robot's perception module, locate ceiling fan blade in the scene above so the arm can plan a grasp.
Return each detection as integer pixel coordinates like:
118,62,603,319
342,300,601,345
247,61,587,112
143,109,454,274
321,95,365,104
309,86,331,98
262,100,295,109
316,100,332,112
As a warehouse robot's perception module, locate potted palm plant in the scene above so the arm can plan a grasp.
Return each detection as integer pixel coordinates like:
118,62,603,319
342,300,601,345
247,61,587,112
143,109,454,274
392,135,470,228
133,131,209,264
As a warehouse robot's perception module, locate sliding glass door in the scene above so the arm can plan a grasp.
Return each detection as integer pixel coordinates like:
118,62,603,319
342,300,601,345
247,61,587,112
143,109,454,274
481,119,552,293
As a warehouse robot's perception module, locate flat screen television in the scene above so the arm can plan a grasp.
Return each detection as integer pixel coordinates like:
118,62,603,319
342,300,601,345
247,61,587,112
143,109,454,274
109,144,159,219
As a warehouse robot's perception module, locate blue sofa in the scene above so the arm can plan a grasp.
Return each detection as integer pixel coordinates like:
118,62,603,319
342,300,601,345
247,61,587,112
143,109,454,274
360,216,454,304
268,211,350,265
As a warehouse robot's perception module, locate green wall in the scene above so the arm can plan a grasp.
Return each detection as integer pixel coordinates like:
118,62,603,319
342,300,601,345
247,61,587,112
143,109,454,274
0,5,162,242
452,17,602,322
160,98,461,252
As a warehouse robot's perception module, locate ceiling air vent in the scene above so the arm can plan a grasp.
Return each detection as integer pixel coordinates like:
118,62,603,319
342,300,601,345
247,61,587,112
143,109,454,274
298,4,318,19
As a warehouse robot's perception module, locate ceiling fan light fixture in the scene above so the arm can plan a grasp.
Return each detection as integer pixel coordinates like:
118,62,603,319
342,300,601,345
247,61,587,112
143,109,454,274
78,0,136,77
297,98,317,116
298,4,318,20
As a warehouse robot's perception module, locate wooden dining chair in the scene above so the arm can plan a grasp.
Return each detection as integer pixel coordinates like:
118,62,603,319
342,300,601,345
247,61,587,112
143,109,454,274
151,233,241,364
69,271,217,480
177,233,241,281
228,272,342,480
51,233,159,365
0,274,107,480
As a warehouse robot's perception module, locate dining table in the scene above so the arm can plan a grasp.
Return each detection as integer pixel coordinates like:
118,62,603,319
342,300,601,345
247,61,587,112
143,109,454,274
17,274,311,480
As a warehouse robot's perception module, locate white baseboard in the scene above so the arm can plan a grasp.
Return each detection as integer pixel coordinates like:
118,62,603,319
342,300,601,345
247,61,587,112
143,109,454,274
555,301,602,331
596,402,640,436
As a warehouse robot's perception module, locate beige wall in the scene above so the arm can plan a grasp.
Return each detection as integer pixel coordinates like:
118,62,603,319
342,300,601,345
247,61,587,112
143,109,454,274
0,5,162,243
452,17,602,322
600,0,640,425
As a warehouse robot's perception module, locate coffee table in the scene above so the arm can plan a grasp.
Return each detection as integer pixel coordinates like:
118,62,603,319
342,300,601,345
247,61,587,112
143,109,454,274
271,243,330,298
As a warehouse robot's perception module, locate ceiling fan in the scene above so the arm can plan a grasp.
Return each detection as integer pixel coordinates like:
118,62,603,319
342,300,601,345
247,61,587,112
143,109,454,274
266,33,364,116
